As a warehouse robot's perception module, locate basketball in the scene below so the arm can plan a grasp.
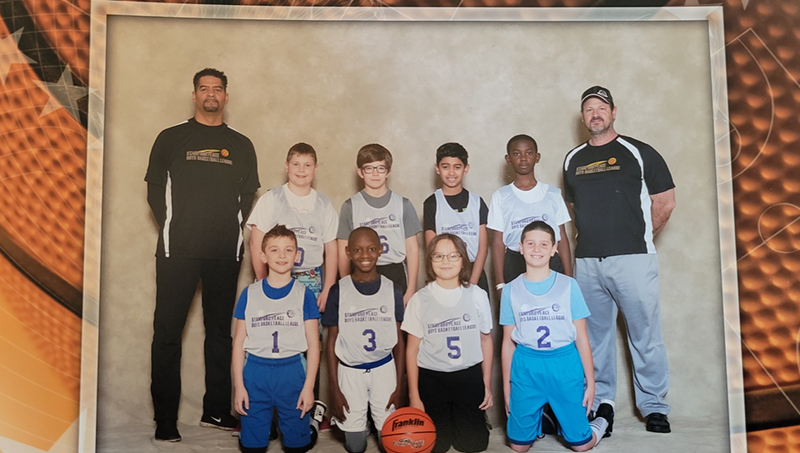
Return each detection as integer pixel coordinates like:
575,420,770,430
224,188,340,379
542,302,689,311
380,407,437,453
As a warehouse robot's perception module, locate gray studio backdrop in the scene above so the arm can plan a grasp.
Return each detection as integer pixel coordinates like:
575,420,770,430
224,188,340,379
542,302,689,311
98,13,726,441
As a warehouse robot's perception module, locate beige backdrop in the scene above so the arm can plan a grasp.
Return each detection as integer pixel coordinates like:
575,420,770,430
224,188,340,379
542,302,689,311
98,14,726,442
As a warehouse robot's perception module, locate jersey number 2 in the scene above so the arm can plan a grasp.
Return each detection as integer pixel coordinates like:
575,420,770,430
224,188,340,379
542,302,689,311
536,326,551,349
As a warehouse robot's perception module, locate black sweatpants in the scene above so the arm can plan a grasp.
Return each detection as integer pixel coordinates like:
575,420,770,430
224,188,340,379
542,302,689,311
151,256,240,422
418,363,489,453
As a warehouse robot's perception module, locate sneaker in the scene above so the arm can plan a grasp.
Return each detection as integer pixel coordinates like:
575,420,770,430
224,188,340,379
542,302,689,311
541,404,558,436
155,421,181,442
593,403,614,438
311,400,327,425
200,413,238,431
231,421,241,437
646,413,671,433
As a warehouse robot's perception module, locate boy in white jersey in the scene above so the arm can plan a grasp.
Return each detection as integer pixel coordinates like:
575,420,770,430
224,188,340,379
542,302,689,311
488,134,573,287
232,225,320,453
423,143,490,295
338,143,422,305
323,227,406,453
247,142,339,309
403,234,493,453
500,221,609,452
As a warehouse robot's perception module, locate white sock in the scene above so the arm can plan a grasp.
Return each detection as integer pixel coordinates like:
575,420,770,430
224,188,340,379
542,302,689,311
589,418,609,447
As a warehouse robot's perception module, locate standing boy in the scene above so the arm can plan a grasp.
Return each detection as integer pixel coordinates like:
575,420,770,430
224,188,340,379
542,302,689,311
337,143,421,305
323,227,406,453
232,225,320,453
500,221,609,452
247,142,339,310
145,68,259,441
423,142,490,294
488,134,572,288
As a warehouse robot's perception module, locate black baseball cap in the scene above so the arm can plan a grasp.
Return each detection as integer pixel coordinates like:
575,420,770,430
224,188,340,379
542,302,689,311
581,86,614,109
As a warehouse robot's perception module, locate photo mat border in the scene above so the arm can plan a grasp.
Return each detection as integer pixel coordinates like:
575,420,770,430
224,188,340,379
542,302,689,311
83,3,741,452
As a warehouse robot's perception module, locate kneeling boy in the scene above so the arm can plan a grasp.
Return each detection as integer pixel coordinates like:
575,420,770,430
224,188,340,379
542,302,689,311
232,225,320,453
323,227,406,453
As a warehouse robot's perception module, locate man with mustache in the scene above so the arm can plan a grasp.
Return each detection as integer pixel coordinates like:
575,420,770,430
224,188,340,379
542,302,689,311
562,86,676,436
145,68,260,442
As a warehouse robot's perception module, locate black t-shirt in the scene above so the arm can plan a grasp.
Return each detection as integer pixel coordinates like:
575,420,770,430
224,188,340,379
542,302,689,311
563,135,674,258
422,189,489,231
145,118,260,260
321,277,405,327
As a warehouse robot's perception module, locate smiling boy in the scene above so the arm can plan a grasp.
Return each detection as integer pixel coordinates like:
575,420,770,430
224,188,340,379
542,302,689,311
423,142,490,294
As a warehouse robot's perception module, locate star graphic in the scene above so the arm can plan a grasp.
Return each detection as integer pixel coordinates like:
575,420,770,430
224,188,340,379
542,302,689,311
33,66,88,121
0,28,37,84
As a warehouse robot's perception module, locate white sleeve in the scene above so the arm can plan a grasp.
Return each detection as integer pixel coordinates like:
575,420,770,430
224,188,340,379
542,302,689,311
474,287,493,334
554,191,572,226
246,190,276,231
400,294,424,338
486,190,504,232
321,198,340,244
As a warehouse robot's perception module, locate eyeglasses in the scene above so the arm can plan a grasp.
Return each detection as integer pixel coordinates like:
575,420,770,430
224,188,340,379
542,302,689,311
431,252,462,263
361,165,388,174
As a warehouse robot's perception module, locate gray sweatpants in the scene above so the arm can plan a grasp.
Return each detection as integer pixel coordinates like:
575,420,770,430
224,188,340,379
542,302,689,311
575,254,670,417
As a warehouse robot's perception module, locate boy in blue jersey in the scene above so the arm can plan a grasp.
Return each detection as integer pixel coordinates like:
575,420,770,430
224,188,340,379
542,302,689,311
232,225,320,453
423,142,490,295
323,227,405,453
500,221,609,452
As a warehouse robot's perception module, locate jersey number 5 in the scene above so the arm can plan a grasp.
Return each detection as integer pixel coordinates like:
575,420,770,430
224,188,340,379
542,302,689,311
446,336,461,359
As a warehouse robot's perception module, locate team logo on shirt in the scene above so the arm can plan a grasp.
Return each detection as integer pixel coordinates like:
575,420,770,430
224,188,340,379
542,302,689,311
426,316,476,334
287,309,296,318
389,214,397,221
519,306,565,322
251,311,299,327
551,304,561,312
308,226,316,234
511,215,542,230
185,149,233,165
290,227,319,242
441,223,477,237
344,307,393,323
463,313,472,322
575,159,620,175
359,217,401,229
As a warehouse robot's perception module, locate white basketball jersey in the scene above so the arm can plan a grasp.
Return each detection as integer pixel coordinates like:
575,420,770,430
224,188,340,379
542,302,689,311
498,184,563,251
243,280,308,358
415,285,484,372
335,276,398,366
433,189,481,262
272,185,327,272
508,273,575,350
351,192,406,265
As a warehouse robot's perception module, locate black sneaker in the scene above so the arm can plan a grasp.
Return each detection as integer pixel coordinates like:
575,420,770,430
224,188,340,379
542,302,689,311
155,421,181,442
200,412,238,431
646,413,671,433
593,403,614,438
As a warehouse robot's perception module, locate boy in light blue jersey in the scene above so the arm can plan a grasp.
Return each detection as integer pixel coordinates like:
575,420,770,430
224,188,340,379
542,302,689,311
500,221,609,452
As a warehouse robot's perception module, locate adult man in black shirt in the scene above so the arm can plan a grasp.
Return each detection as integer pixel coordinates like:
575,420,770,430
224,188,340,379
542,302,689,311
145,68,259,442
563,86,676,436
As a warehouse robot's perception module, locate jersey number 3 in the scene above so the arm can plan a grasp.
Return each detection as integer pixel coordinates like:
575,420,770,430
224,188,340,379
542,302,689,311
363,329,377,352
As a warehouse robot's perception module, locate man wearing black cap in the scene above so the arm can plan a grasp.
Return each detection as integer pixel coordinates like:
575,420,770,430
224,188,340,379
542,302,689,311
563,86,676,435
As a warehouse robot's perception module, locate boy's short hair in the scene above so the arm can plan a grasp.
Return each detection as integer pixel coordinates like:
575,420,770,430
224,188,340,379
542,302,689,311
261,224,298,252
286,142,317,164
520,221,556,244
436,142,469,165
349,226,380,244
425,234,472,287
356,143,393,170
506,134,538,154
193,68,228,91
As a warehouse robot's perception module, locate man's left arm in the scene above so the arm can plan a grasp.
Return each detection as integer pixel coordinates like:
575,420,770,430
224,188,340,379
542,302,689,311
650,188,676,237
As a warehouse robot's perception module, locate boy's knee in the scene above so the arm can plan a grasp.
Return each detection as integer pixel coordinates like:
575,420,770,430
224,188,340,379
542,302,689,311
345,430,370,453
284,426,318,453
239,440,267,453
570,437,595,452
509,443,532,453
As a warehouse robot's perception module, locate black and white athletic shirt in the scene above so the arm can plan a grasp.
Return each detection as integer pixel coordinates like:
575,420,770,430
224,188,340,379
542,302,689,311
145,118,260,261
563,135,674,259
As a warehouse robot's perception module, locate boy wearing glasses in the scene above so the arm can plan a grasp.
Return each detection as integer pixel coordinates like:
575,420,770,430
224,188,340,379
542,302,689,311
337,144,422,305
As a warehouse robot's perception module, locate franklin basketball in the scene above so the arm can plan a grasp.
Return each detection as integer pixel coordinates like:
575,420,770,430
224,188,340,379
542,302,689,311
380,407,437,453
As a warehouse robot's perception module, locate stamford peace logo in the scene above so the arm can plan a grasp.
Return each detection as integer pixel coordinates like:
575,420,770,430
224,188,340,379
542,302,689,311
221,149,229,157
468,222,475,229
463,313,472,322
551,304,561,313
608,157,617,165
389,214,397,221
308,225,316,234
541,214,549,221
287,309,296,318
380,305,389,314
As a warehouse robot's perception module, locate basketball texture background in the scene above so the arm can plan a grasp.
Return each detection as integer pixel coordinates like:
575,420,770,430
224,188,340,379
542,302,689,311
0,0,798,452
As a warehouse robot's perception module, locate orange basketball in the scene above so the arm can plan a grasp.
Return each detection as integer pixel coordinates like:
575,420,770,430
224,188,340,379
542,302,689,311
381,407,437,453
